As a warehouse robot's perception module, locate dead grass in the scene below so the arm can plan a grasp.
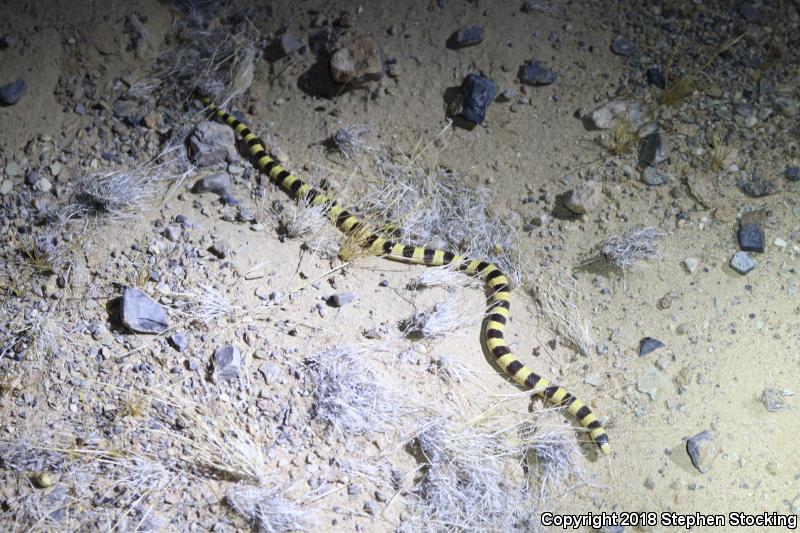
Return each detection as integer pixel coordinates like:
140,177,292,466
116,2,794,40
601,226,665,270
531,278,596,357
330,125,375,159
401,297,484,340
225,483,308,533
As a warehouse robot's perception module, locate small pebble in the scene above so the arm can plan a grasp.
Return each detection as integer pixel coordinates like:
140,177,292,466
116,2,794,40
611,35,636,56
683,257,699,273
457,73,497,124
638,337,664,356
210,240,232,259
773,237,787,248
518,59,556,85
0,79,26,106
564,180,602,214
784,166,800,182
453,25,484,47
645,67,665,89
327,291,355,307
641,166,667,186
737,223,764,253
729,251,755,274
169,331,190,352
214,345,244,381
686,430,717,474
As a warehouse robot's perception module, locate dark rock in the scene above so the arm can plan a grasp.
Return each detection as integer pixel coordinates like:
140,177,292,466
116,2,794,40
214,345,244,381
738,4,762,23
453,26,484,47
330,36,384,84
737,223,764,253
785,166,800,182
611,35,636,56
686,430,717,473
279,32,304,55
638,337,664,356
192,172,231,196
639,132,667,167
645,67,665,89
188,121,238,167
0,79,26,106
121,287,168,334
519,59,556,85
25,170,41,186
327,291,356,307
169,331,190,352
458,73,497,124
0,34,16,49
738,174,781,197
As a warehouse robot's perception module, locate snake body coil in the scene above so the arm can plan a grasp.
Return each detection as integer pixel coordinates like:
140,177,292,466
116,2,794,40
198,96,611,455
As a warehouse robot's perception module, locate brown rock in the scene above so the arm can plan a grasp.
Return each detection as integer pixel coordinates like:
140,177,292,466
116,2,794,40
330,36,384,84
565,180,603,214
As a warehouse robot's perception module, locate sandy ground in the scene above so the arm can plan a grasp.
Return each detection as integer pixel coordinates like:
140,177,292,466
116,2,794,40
1,0,799,532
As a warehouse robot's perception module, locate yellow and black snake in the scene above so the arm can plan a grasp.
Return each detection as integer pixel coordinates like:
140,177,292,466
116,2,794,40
197,95,611,455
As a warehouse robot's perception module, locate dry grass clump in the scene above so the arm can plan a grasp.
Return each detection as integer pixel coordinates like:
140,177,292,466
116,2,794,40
329,125,374,159
532,278,596,357
305,347,404,441
171,284,238,324
277,200,329,240
358,158,523,287
600,226,665,270
225,484,308,533
401,298,483,340
410,263,483,291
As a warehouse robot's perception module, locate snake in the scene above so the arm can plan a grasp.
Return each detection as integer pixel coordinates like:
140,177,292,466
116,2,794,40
197,95,611,455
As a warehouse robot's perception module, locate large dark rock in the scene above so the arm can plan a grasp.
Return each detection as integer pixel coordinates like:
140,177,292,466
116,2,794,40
458,73,497,124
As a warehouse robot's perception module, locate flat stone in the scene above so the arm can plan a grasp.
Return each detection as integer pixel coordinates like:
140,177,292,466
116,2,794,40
585,99,644,130
192,172,231,196
686,430,717,474
518,59,556,85
162,224,182,242
169,331,190,352
564,180,602,214
737,223,764,253
738,173,781,197
785,166,800,182
188,121,238,167
638,337,664,356
0,79,26,106
639,132,668,167
774,237,787,248
636,366,669,400
457,73,497,124
641,166,667,186
121,287,168,334
258,362,281,384
330,36,384,84
4,161,23,177
453,25,484,47
774,97,798,118
645,67,665,89
214,345,244,381
611,35,636,56
683,257,699,273
210,240,231,259
327,291,355,307
729,251,755,274
279,32,304,55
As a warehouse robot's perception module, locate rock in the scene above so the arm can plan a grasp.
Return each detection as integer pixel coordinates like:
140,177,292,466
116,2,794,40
0,79,26,106
638,337,664,356
729,251,755,274
33,177,52,193
453,25,484,47
585,99,644,130
641,166,667,186
192,172,231,196
774,237,787,248
4,161,23,177
121,287,168,334
259,362,281,384
639,132,668,167
518,59,556,85
188,121,238,167
774,97,798,117
564,180,602,214
636,366,669,400
611,35,636,56
457,73,497,124
738,173,781,197
162,224,182,242
169,331,190,352
210,240,231,259
0,33,15,49
784,166,800,182
645,67,665,89
0,179,12,195
214,345,244,381
683,257,699,273
686,430,717,474
737,223,764,253
327,291,355,307
279,32,304,55
330,36,384,84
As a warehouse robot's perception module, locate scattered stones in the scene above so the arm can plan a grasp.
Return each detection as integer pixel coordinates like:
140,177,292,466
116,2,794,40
738,173,781,197
686,430,717,474
611,35,636,56
214,345,244,381
120,287,168,334
452,25,484,47
518,59,556,85
169,331,190,352
585,99,644,129
258,362,282,385
638,337,664,356
189,121,238,167
564,180,602,214
774,97,798,118
330,36,384,84
645,67,665,89
279,32,304,55
192,172,231,196
639,132,668,167
785,166,800,182
683,257,699,273
327,291,355,307
636,366,669,400
729,251,755,274
457,73,497,125
737,223,764,253
0,78,26,106
210,240,232,259
641,166,667,186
